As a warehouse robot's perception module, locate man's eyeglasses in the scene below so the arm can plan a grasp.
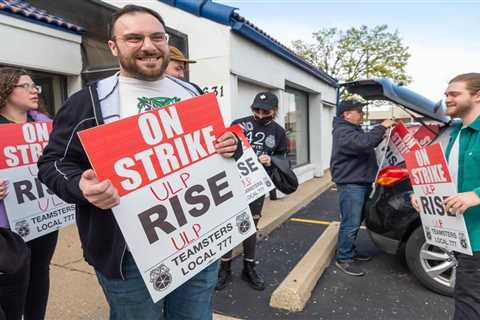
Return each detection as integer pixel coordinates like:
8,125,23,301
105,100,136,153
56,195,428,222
113,32,169,48
14,83,42,94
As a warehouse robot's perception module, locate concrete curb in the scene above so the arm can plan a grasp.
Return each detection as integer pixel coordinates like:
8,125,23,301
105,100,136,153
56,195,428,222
269,221,340,312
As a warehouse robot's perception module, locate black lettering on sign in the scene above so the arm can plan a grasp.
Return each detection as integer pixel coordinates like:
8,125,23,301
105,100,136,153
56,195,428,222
14,180,36,204
138,204,176,244
237,157,259,176
208,171,233,206
138,170,234,245
185,185,210,217
420,195,451,216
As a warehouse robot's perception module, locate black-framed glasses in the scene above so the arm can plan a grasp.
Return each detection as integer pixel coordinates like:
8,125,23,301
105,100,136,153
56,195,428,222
14,83,42,93
113,32,169,48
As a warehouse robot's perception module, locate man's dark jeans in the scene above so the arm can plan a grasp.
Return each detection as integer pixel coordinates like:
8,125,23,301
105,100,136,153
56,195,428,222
454,252,480,319
336,183,371,262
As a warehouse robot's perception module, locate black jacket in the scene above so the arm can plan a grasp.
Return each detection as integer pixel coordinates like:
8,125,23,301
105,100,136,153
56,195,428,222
36,85,130,279
330,117,386,185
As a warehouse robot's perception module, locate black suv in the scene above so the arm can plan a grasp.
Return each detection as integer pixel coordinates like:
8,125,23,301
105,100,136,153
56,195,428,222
339,79,455,296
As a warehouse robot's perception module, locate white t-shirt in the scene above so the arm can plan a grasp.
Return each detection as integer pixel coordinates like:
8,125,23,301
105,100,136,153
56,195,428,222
448,127,465,191
119,75,198,118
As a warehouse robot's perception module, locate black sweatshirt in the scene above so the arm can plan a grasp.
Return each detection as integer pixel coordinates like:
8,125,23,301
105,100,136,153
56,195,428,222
330,117,386,185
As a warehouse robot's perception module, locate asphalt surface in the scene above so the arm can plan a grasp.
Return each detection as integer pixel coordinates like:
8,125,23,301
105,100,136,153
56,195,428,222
213,187,454,320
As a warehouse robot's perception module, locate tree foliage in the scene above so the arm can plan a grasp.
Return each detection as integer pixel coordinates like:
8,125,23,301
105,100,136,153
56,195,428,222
291,25,411,84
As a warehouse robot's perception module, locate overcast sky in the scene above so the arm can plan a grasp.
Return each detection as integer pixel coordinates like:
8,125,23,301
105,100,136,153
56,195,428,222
215,0,480,102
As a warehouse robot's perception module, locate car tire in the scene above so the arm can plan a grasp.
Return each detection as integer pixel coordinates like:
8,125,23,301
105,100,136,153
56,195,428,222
405,226,455,296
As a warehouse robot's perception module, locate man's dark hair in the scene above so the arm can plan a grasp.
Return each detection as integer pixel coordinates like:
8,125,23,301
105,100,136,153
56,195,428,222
109,5,166,39
449,73,480,96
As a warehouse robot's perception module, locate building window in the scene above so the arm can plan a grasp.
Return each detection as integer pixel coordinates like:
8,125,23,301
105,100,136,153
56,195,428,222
285,87,309,167
31,70,68,116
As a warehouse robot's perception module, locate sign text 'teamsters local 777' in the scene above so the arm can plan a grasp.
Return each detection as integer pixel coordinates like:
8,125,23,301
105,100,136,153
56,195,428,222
78,93,254,302
404,144,472,255
0,122,75,241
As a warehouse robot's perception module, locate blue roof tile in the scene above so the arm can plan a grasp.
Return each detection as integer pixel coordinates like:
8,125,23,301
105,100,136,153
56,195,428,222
0,0,84,34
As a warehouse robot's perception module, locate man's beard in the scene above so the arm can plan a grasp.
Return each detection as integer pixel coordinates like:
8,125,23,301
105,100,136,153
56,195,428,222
118,49,169,81
447,100,472,118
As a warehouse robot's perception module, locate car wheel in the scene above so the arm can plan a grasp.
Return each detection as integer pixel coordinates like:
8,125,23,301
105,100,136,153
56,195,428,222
405,226,456,296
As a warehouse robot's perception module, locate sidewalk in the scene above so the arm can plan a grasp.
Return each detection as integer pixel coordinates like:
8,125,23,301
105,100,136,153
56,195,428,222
45,173,332,320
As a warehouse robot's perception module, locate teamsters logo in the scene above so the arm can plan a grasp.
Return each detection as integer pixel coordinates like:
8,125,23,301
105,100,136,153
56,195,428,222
15,220,30,238
236,213,251,235
459,232,468,249
425,226,432,241
263,176,272,188
150,264,172,291
265,135,276,149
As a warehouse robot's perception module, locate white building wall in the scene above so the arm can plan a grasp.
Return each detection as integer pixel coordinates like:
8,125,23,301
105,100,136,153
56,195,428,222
233,80,269,121
0,14,82,75
321,103,335,171
230,34,336,103
230,33,336,180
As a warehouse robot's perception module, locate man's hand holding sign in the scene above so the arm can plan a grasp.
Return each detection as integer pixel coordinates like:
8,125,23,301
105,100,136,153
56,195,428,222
79,170,120,210
445,192,480,215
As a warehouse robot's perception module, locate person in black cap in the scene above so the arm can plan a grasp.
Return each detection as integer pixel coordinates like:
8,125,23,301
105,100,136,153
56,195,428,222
215,91,288,291
330,100,395,276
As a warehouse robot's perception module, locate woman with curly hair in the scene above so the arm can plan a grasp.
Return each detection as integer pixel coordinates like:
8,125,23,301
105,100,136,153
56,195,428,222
0,67,57,320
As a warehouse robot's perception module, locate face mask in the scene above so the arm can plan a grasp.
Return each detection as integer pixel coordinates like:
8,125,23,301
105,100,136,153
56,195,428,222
254,115,273,126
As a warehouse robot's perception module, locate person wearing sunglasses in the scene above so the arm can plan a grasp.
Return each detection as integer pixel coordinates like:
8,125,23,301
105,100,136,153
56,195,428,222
0,67,56,320
216,92,288,291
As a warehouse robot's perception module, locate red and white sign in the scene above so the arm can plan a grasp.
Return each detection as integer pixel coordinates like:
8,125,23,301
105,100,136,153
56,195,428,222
229,125,274,203
404,144,472,255
377,121,421,168
0,122,75,241
377,121,442,168
78,94,254,302
408,123,440,148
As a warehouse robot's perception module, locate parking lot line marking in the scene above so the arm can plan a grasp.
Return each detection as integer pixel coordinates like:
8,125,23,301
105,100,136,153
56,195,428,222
290,217,332,225
290,218,366,229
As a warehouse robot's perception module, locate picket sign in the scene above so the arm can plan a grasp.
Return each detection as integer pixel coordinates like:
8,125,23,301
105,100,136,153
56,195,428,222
376,120,421,169
404,144,472,255
228,124,275,203
78,93,255,302
0,122,75,241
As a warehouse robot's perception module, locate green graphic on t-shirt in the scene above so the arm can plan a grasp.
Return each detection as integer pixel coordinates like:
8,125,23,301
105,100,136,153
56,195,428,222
137,96,181,114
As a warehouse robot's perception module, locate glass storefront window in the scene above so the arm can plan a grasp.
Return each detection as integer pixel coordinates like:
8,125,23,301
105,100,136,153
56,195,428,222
285,87,309,167
31,70,67,116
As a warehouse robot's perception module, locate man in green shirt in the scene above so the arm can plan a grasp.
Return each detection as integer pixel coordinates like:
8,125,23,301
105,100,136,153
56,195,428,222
443,73,480,319
413,73,480,318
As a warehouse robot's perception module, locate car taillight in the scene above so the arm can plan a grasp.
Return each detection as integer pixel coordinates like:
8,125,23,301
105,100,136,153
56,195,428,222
376,166,409,187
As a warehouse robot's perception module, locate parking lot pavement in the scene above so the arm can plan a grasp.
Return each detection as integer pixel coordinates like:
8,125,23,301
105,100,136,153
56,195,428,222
213,187,454,319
